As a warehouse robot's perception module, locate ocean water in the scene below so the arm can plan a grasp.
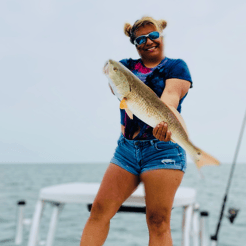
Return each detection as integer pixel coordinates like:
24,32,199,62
0,163,246,246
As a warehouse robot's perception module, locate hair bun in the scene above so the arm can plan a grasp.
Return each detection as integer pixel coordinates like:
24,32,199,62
158,19,167,30
124,23,132,37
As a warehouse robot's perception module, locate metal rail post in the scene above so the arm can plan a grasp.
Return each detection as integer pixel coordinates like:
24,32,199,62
27,200,45,246
182,204,193,246
46,202,64,246
192,203,200,246
15,201,26,245
200,211,209,246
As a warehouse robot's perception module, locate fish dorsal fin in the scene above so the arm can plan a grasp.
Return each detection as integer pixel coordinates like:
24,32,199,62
167,105,189,137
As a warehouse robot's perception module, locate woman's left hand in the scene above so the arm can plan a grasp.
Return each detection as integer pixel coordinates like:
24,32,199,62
153,121,172,142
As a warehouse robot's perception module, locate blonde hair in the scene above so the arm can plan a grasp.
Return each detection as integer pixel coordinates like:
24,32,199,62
124,16,167,44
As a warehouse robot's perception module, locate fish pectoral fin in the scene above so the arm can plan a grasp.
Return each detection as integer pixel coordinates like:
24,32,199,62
120,98,133,119
120,98,128,109
125,108,133,120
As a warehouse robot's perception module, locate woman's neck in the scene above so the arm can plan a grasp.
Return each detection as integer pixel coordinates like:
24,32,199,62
141,56,165,68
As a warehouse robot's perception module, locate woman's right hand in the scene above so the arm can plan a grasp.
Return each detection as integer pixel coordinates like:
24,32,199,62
153,122,172,142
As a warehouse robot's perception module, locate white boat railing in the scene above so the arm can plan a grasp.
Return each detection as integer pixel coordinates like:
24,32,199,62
14,182,211,246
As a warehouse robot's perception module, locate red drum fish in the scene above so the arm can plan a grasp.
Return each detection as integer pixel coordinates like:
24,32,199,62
104,59,220,170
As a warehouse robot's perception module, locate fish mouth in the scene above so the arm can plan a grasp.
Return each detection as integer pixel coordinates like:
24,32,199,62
103,61,109,75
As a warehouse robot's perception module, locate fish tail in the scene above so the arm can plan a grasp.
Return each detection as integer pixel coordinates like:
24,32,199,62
195,148,220,169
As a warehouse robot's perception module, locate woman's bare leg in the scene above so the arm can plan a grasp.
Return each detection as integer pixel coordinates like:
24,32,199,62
80,163,140,246
140,169,184,246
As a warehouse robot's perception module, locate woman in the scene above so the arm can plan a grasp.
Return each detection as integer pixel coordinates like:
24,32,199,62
80,16,192,246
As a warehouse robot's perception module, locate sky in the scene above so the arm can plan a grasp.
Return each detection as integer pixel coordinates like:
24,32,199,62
0,0,246,166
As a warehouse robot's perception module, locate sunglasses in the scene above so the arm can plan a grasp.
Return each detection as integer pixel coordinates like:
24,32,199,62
133,31,161,46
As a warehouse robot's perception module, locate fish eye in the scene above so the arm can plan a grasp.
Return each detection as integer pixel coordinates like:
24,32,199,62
113,67,118,72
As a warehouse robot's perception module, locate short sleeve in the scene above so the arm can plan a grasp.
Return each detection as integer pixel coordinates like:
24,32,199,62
119,59,130,68
167,59,193,88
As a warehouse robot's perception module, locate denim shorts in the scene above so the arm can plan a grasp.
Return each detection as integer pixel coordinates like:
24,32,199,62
110,133,187,175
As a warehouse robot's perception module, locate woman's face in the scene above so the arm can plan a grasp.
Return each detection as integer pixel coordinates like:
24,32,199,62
134,24,164,62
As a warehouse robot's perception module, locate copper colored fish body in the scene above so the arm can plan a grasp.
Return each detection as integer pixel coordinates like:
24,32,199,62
104,59,220,169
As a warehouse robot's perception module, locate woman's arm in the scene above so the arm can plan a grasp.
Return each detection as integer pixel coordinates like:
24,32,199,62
121,125,125,135
160,78,191,108
153,78,191,141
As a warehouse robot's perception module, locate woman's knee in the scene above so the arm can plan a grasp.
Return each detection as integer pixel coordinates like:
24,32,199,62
89,200,119,222
147,208,171,234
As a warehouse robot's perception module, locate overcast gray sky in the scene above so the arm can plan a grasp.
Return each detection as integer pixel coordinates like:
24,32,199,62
1,0,246,166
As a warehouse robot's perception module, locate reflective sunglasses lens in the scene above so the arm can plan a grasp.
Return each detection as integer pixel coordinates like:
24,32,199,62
149,31,160,40
135,36,146,45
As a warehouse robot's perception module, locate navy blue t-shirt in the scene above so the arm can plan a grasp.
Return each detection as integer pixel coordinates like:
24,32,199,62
120,57,192,140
